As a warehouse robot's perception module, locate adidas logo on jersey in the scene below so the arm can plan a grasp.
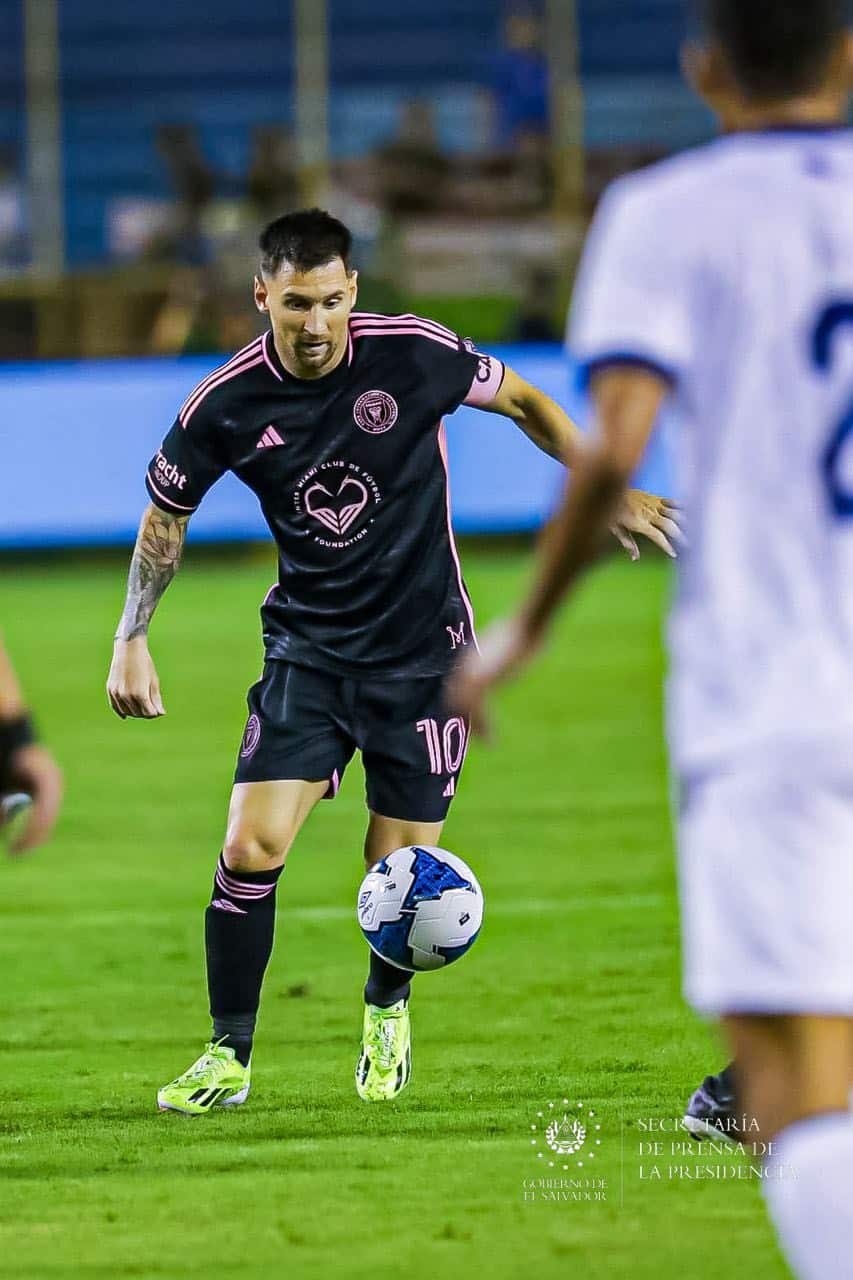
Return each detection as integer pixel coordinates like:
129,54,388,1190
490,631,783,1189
256,425,285,449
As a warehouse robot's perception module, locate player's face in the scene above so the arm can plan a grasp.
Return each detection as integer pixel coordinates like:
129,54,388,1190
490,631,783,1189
255,258,357,379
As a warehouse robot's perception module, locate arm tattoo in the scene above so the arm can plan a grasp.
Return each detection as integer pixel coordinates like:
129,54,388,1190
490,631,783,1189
115,506,188,641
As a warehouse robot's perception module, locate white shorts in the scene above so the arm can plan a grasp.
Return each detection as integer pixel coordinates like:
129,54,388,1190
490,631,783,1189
679,760,853,1016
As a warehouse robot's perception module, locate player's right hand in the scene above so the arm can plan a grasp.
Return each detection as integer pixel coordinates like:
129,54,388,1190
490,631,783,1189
107,637,166,719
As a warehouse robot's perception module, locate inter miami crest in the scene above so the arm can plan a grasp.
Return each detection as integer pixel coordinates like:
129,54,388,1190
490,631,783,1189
353,390,398,434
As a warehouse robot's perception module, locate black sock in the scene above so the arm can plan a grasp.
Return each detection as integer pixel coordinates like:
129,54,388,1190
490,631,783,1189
718,1063,736,1100
215,1027,253,1067
205,853,283,1065
365,948,413,1008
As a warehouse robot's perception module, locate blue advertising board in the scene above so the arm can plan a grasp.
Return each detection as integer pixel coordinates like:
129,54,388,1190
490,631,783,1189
0,345,673,549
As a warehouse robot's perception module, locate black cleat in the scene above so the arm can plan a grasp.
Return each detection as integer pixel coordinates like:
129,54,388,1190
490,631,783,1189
682,1065,742,1144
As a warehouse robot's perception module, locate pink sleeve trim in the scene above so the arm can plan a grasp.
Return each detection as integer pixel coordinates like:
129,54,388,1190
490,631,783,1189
145,474,197,512
463,355,505,407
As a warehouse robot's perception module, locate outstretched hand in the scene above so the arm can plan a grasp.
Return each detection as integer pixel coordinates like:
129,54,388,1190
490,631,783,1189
449,492,683,740
610,490,683,561
448,617,542,742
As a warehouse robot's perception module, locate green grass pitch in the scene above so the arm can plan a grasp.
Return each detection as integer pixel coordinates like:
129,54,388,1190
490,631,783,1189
0,548,787,1279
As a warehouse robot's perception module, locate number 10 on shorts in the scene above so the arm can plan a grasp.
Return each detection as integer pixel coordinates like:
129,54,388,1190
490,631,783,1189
417,717,467,775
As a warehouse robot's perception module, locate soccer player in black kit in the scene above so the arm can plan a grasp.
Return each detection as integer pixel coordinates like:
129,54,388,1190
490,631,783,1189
106,209,680,1113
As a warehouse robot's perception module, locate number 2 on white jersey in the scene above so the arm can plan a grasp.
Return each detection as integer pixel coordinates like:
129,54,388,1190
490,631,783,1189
814,301,853,517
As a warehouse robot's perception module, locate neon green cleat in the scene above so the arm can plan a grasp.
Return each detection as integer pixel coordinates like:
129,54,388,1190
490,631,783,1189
355,999,412,1102
157,1041,251,1116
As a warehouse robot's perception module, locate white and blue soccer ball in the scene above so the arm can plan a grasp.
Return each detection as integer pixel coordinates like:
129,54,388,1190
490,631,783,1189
356,845,484,972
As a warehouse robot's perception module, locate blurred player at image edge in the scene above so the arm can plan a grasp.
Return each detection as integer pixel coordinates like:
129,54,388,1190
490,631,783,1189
0,635,63,853
453,3,853,1277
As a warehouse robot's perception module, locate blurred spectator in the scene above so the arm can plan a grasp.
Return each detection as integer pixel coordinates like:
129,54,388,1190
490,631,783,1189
149,265,211,355
149,238,263,356
490,8,549,146
512,264,559,341
457,127,552,219
198,126,301,352
151,124,215,266
247,125,300,222
501,127,552,214
373,101,451,218
0,146,29,272
150,123,301,355
584,145,668,213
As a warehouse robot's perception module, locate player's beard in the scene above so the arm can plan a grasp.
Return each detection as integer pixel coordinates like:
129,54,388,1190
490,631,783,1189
293,335,344,377
299,339,332,362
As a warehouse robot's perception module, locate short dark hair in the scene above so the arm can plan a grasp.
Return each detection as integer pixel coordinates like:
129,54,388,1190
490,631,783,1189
258,208,352,277
705,0,847,100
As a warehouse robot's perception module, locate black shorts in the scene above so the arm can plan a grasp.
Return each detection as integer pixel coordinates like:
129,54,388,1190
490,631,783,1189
234,660,469,824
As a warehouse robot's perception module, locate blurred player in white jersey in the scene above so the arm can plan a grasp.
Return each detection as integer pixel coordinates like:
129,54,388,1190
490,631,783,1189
0,635,62,853
454,2,853,1274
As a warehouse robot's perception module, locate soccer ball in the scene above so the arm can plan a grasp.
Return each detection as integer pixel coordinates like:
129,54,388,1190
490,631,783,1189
356,845,484,972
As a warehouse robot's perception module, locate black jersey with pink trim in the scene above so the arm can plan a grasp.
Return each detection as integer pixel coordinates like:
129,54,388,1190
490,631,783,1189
145,315,506,678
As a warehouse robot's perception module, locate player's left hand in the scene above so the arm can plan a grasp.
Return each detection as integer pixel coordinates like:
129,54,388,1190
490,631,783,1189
448,616,542,740
3,743,64,855
611,490,683,561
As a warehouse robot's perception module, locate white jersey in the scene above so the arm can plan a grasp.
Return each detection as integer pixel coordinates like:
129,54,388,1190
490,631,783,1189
570,127,853,776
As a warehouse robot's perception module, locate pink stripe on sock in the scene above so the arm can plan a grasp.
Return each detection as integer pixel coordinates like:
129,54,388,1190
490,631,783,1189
216,864,274,887
215,868,275,895
214,879,270,902
215,867,277,899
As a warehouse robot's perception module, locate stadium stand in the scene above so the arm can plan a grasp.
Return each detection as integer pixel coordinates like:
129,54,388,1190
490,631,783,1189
0,0,711,267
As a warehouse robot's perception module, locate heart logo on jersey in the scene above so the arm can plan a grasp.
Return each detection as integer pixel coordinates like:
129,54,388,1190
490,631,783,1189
305,477,369,536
